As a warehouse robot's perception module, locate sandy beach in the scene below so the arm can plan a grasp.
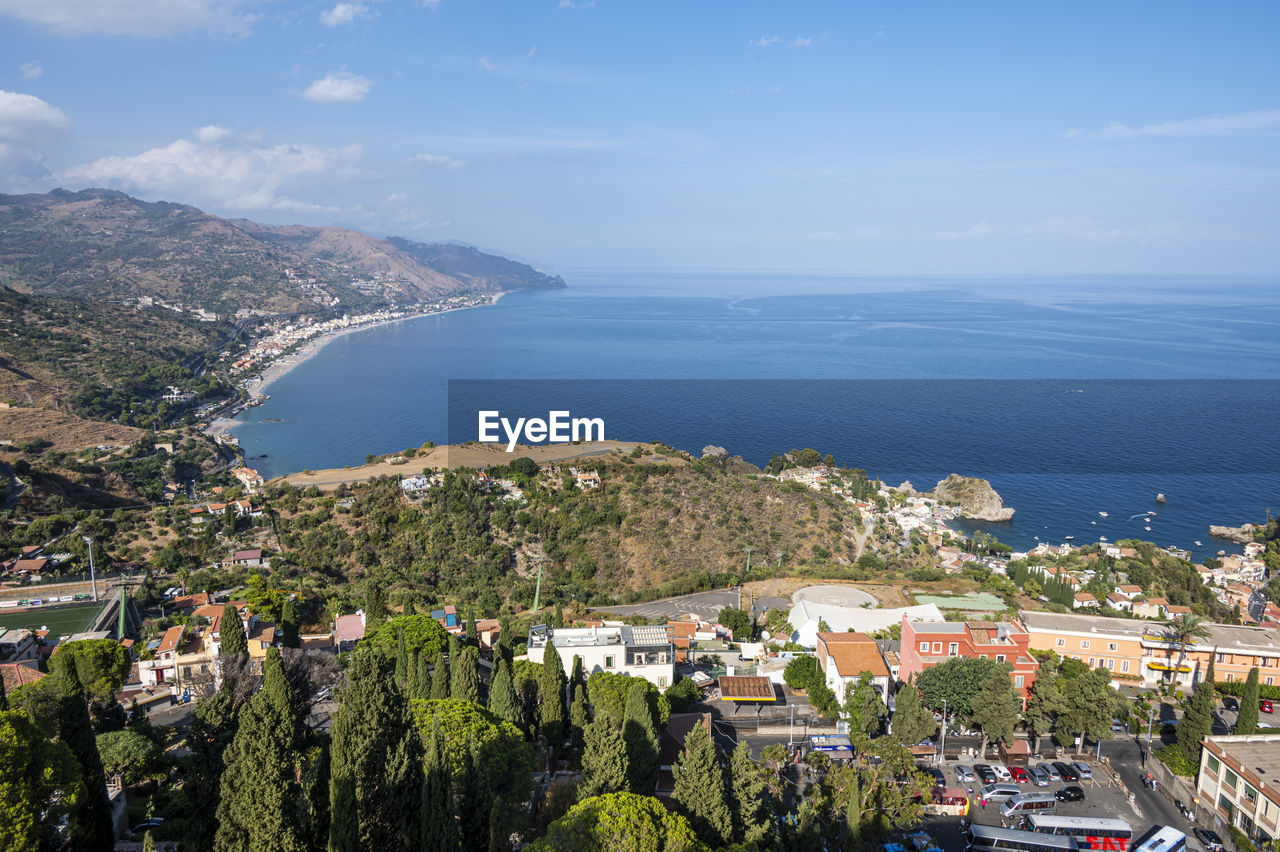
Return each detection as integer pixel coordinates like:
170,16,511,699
244,295,506,400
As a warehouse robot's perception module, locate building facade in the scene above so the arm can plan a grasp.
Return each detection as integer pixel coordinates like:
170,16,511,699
899,616,1038,706
528,624,675,688
815,632,891,705
1197,735,1280,846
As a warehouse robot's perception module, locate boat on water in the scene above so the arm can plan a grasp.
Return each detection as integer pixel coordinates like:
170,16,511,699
1195,540,1204,546
1065,535,1075,540
1099,511,1109,517
1144,526,1152,531
1091,521,1097,525
1099,536,1108,541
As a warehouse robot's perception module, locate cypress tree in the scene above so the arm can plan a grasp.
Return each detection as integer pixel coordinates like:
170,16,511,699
579,712,629,797
569,683,589,754
214,647,306,852
144,831,159,852
728,741,771,848
1238,667,1261,735
671,722,731,849
539,640,566,745
364,583,386,628
327,646,424,851
281,598,300,649
622,680,659,794
420,725,458,852
396,629,409,686
451,647,480,704
487,795,510,852
487,658,521,727
407,649,421,700
569,654,585,697
890,678,937,745
184,689,239,852
416,650,432,702
431,652,450,700
219,604,248,694
0,668,7,710
497,614,513,663
844,770,862,852
55,656,113,851
303,740,332,852
456,740,492,852
1178,659,1215,765
464,612,475,648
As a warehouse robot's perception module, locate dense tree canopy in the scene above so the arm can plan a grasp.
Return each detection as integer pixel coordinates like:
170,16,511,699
410,698,533,801
527,793,707,852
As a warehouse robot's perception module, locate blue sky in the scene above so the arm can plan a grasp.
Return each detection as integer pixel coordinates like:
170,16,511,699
1,0,1277,274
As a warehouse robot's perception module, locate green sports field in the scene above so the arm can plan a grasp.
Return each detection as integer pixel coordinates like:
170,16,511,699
0,602,102,637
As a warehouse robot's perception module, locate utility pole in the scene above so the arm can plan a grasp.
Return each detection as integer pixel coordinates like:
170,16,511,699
938,699,948,767
83,536,98,602
531,556,545,613
789,703,795,747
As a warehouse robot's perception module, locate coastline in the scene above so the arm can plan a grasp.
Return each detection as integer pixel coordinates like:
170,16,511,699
243,294,507,400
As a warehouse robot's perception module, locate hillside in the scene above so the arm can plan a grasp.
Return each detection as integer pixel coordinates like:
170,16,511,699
0,188,565,315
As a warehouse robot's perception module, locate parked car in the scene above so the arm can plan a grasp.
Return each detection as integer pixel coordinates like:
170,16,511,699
1055,785,1086,802
1009,766,1030,784
1222,696,1240,712
979,783,1023,801
991,764,1013,781
1053,761,1080,782
975,764,998,784
1262,699,1274,714
956,765,977,783
925,767,946,787
1071,761,1093,779
1111,718,1126,732
1028,766,1050,787
1036,762,1062,782
1194,828,1225,851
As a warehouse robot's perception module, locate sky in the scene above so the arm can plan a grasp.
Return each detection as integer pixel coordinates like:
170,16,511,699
1,0,1277,274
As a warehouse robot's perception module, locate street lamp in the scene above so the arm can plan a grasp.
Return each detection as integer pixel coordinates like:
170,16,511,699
939,699,948,766
82,536,99,602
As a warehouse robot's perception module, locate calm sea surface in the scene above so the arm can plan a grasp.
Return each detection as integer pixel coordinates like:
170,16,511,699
232,273,1280,556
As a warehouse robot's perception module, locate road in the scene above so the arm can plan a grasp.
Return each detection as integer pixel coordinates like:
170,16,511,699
594,587,790,621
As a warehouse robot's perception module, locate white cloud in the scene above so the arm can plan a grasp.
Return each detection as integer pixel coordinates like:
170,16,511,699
0,0,258,37
410,152,464,170
749,36,779,47
18,60,42,79
479,56,499,72
301,70,373,103
319,2,370,27
0,89,69,181
556,0,594,8
194,124,233,143
1070,108,1280,140
61,128,360,213
790,36,812,47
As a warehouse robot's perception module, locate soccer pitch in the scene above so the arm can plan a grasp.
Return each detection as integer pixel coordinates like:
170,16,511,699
0,603,102,637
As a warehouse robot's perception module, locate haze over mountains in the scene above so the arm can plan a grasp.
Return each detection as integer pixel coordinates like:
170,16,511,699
0,188,565,315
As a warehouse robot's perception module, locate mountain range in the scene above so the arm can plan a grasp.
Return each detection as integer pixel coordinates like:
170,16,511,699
0,188,565,315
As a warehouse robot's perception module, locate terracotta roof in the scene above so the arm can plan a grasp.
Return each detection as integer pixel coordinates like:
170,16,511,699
170,593,211,610
232,549,263,561
818,633,889,678
1074,592,1096,601
157,625,184,654
718,675,776,701
0,662,46,691
13,558,48,572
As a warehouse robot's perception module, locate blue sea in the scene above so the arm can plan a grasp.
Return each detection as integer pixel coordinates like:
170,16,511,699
231,273,1280,556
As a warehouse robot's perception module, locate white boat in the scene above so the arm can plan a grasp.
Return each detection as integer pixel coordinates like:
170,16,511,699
1099,512,1109,517
1144,526,1152,531
1099,536,1108,541
1091,521,1097,525
1065,535,1075,540
1195,541,1203,546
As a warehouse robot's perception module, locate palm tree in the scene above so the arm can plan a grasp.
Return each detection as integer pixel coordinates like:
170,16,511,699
1165,613,1211,686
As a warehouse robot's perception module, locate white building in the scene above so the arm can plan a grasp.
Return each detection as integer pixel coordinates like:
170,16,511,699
815,632,892,704
787,600,945,649
528,624,675,689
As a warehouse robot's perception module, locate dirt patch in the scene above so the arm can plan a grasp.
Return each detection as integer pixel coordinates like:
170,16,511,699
0,407,147,452
276,440,680,490
743,578,912,608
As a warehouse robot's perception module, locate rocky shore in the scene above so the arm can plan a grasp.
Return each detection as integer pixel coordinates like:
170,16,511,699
929,473,1015,521
1209,523,1259,544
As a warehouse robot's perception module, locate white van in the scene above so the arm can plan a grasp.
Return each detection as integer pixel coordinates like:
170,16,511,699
979,783,1022,801
1001,792,1058,818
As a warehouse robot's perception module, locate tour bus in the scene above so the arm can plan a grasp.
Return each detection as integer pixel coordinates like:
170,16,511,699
924,787,970,816
966,823,1079,852
1001,793,1059,818
1025,815,1133,851
1130,826,1186,852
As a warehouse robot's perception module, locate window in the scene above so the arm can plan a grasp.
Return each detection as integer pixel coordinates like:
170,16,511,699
933,642,943,654
1268,677,1275,687
1056,638,1066,647
1207,755,1221,774
1081,640,1091,649
1015,676,1024,687
658,677,668,688
1107,658,1115,670
1224,768,1238,791
1244,786,1258,804
1089,657,1096,667
1109,643,1118,651
997,654,1006,662
1122,660,1130,673
949,643,959,656
920,642,930,652
604,655,615,669
1218,653,1226,663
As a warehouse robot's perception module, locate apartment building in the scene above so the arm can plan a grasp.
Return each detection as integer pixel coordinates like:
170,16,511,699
1197,735,1280,846
528,624,675,688
899,616,1038,705
1021,611,1280,687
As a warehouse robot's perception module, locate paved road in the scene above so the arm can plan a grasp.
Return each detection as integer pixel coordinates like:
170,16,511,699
595,587,789,621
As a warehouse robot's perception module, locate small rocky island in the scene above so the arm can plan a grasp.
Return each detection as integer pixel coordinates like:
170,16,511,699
1209,523,1259,544
929,474,1015,521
